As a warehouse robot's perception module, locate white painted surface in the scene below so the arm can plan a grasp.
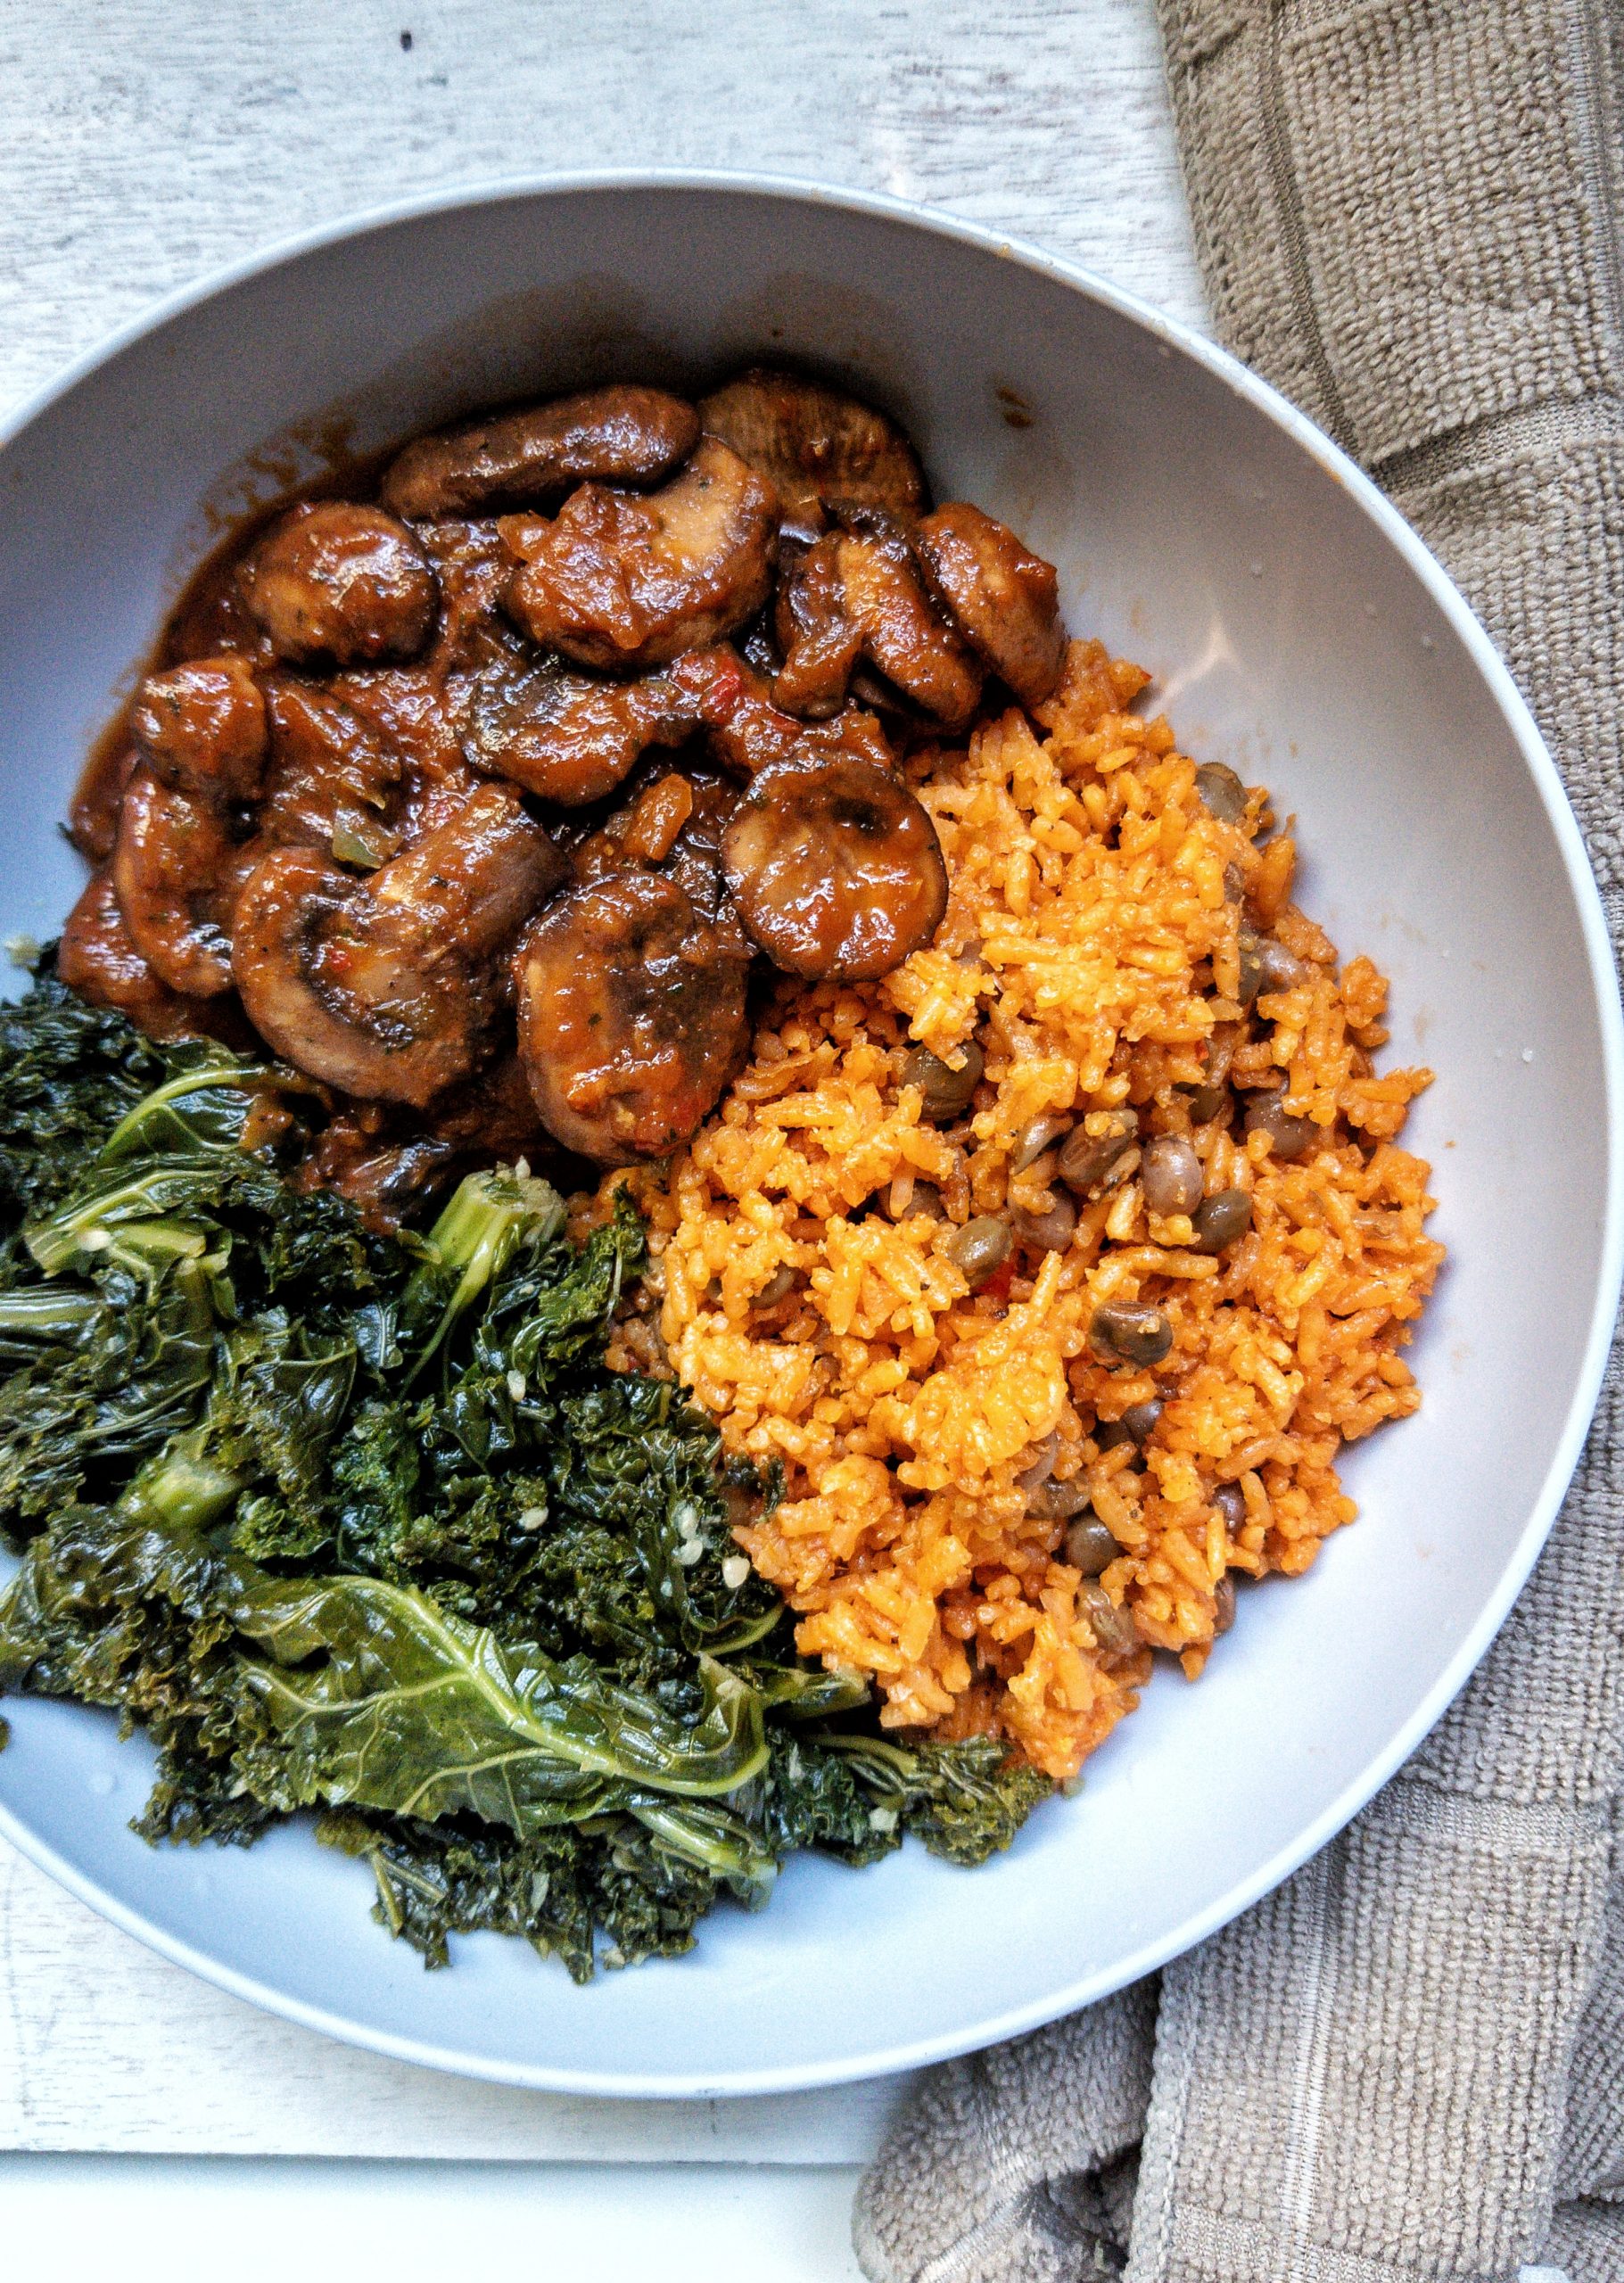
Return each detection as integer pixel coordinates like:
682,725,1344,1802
0,0,1200,2188
0,1842,909,2159
0,0,1206,421
0,2156,870,2280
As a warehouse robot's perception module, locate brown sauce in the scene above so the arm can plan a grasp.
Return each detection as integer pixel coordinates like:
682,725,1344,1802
54,367,1070,1224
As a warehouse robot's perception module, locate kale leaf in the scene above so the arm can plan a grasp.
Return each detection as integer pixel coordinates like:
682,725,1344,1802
0,969,170,1222
0,976,1053,1975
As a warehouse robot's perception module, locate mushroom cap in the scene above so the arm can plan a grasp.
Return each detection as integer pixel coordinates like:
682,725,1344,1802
513,872,750,1162
721,749,948,981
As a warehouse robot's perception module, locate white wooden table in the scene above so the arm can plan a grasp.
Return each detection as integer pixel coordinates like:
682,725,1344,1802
0,3,1203,2270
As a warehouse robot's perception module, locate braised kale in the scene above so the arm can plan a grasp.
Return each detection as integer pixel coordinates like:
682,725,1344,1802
0,977,1051,1976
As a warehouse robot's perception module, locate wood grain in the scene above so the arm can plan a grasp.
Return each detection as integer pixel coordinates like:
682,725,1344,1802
0,1847,906,2158
0,0,1202,2162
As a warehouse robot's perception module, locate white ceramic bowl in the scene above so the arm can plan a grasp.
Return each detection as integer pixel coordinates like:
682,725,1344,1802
1,175,1619,2097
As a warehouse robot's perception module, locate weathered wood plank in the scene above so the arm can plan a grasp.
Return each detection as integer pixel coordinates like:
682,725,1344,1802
0,0,1201,2160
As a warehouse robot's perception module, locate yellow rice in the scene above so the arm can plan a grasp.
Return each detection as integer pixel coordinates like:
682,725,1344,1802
603,641,1443,1783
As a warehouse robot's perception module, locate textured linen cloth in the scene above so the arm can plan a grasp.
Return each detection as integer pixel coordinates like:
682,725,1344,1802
855,3,1624,2278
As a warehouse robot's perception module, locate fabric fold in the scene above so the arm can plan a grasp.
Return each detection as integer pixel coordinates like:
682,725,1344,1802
852,1982,1158,2282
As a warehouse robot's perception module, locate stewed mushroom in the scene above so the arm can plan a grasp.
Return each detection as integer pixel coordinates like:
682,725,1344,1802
697,367,926,533
130,656,268,803
721,751,947,980
258,680,404,851
458,643,697,806
57,868,227,1043
380,384,701,520
240,503,440,668
502,438,777,671
512,872,750,1161
111,771,251,998
62,363,1075,1216
914,502,1067,706
232,784,563,1106
822,512,985,728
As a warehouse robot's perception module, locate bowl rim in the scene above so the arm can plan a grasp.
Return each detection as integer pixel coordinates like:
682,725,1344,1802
2,165,1621,2099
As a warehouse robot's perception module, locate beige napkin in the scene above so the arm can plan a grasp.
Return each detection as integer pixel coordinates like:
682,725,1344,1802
854,3,1624,2277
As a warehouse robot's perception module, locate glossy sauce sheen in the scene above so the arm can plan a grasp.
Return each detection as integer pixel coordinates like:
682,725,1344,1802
62,369,1068,1205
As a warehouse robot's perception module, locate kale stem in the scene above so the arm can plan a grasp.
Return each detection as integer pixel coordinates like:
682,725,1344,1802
120,1428,245,1535
100,1062,264,1162
27,1175,215,1275
400,1167,564,1384
0,1288,103,1339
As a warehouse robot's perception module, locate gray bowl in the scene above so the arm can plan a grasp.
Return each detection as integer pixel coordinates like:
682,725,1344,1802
1,173,1619,2096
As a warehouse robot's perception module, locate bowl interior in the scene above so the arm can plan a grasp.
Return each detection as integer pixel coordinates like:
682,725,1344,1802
0,181,1615,2094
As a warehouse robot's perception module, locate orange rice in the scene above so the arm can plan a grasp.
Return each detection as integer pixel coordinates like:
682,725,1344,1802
606,641,1444,1783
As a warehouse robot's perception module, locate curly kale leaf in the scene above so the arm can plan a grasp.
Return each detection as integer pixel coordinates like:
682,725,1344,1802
762,1730,902,1866
317,1810,606,1979
0,969,172,1222
25,1140,392,1327
0,1501,268,1853
546,1376,783,1659
0,1254,218,1542
235,1574,770,1827
806,1732,1056,1867
0,976,1056,1980
2,1486,769,1804
211,1331,361,1563
317,1808,732,1982
319,1792,775,1983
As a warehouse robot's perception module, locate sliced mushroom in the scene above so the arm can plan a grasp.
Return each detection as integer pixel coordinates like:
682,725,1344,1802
502,438,777,672
67,742,138,863
697,368,925,528
329,665,476,839
568,760,746,939
380,386,701,520
239,503,440,668
667,646,894,778
260,680,404,851
914,502,1067,706
57,868,221,1043
848,661,928,721
416,519,521,673
830,513,985,728
721,751,947,980
773,534,863,717
111,768,253,996
232,783,564,1106
513,872,750,1162
458,643,697,806
130,657,268,803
